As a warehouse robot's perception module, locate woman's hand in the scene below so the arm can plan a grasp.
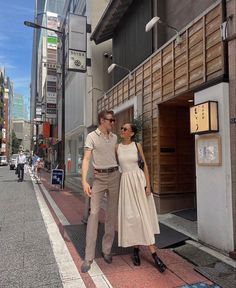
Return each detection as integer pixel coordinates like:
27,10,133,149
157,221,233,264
145,186,152,196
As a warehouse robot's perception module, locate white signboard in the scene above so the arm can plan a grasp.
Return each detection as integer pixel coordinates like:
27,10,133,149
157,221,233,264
47,75,57,82
69,49,86,71
68,14,86,51
46,92,57,104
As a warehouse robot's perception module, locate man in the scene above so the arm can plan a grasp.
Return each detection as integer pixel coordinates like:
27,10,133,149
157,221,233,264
81,110,120,273
16,150,27,182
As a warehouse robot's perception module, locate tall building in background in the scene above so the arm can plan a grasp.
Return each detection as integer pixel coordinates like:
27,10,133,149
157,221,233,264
12,93,24,120
6,77,14,155
30,0,66,157
0,67,5,155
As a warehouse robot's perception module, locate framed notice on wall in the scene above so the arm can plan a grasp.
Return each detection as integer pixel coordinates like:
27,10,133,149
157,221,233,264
196,136,222,166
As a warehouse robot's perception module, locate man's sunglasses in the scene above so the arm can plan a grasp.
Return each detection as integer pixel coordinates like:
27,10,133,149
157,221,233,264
121,127,128,131
104,118,115,123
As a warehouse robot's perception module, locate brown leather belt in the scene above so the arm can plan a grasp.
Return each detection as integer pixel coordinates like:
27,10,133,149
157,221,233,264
95,166,118,173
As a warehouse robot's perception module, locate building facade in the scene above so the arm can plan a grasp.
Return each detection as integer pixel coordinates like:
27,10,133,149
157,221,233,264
91,0,235,255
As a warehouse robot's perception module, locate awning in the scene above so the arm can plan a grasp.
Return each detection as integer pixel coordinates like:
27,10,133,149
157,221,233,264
90,0,134,44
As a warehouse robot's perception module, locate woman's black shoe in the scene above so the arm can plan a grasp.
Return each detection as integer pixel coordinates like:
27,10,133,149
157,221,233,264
152,253,166,273
132,248,141,266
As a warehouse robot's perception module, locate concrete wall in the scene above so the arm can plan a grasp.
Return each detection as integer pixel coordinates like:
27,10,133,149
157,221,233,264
195,83,234,252
227,0,236,253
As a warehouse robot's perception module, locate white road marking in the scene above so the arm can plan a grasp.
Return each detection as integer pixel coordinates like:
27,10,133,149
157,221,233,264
40,182,70,226
32,178,86,287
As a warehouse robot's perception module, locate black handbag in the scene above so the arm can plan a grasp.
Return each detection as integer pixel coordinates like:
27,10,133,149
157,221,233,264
135,143,144,171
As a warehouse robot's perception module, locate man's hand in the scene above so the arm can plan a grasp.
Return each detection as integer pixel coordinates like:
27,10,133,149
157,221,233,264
82,181,92,197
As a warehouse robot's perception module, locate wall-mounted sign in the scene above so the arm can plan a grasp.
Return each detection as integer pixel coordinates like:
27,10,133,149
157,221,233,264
68,49,86,72
46,92,57,104
196,136,222,166
190,101,219,134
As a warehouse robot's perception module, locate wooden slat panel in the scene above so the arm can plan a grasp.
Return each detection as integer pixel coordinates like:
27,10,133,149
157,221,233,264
175,53,187,69
143,76,151,87
175,64,187,79
163,72,173,86
175,75,188,90
206,29,221,49
189,29,203,48
206,4,220,24
206,55,222,75
189,42,203,60
189,66,203,82
206,15,221,37
162,61,172,75
188,19,203,37
189,54,204,71
206,42,222,62
152,79,161,91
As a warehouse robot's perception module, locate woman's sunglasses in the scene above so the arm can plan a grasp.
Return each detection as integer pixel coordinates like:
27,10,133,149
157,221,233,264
121,127,128,131
104,118,115,123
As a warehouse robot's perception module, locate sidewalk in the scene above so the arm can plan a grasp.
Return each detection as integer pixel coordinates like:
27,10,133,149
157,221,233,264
37,168,224,288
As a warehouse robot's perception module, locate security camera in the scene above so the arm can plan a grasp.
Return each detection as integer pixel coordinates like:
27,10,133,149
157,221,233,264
103,52,109,58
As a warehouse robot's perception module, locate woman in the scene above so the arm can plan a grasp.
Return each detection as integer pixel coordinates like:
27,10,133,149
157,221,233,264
116,123,166,273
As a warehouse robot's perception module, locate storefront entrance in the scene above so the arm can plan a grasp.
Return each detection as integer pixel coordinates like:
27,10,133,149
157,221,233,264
157,93,196,213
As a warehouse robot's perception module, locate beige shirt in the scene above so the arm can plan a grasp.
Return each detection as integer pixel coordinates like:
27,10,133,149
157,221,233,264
84,128,118,169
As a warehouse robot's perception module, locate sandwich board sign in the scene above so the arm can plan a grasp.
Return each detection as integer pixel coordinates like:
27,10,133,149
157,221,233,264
51,169,64,189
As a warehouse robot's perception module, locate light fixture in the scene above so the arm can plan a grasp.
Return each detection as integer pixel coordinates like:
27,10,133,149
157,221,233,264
190,101,219,134
145,16,182,45
107,63,133,80
145,16,160,32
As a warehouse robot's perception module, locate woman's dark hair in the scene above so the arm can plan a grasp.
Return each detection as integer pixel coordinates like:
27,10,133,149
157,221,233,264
97,110,114,124
129,123,137,141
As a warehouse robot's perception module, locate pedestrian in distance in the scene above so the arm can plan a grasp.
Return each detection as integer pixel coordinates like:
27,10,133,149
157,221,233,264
32,152,40,179
35,158,42,184
16,150,27,182
116,123,166,273
81,110,120,273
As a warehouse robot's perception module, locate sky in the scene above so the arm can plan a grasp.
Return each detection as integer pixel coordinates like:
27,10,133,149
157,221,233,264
0,0,35,118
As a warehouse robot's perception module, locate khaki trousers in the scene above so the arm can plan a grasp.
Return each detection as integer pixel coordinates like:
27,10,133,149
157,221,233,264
85,170,120,261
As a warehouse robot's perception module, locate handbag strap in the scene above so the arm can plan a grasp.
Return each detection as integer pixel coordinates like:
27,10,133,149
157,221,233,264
135,142,144,161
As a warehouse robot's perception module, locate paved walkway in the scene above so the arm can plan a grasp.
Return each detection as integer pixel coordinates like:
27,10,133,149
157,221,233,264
39,169,218,288
0,166,219,287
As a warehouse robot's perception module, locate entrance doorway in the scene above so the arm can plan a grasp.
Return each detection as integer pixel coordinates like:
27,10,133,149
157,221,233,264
158,93,196,214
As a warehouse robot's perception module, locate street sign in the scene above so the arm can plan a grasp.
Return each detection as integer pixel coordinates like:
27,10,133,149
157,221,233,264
51,169,64,187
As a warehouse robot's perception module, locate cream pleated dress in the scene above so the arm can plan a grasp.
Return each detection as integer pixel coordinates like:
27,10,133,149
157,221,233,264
117,142,160,247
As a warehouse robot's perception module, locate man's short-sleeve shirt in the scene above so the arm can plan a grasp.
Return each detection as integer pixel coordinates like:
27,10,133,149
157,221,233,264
85,128,117,169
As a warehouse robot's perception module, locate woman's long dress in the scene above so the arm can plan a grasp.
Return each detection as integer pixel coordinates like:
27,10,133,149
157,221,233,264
117,142,160,247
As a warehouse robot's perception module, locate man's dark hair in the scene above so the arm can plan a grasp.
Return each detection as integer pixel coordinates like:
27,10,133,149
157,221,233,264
98,110,114,124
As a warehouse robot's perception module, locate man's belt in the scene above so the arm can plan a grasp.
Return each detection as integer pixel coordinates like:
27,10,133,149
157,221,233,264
95,166,118,173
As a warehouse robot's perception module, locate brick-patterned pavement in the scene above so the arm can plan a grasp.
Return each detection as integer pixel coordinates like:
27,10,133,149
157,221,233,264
38,169,216,288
